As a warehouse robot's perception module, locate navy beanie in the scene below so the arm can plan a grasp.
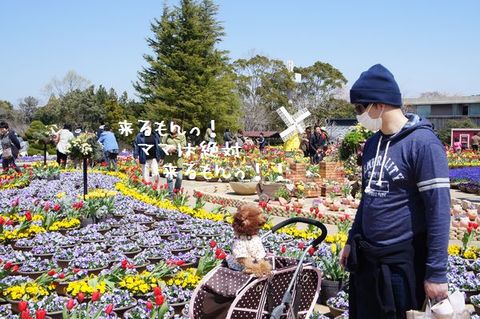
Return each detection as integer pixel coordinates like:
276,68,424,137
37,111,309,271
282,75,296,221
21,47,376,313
350,64,402,107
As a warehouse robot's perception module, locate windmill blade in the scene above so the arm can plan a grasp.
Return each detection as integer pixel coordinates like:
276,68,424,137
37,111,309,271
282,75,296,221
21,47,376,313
293,109,311,122
279,126,297,141
295,122,306,134
276,107,295,126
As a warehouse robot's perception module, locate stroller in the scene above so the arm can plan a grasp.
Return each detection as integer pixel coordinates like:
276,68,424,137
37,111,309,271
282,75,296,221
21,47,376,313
189,217,328,319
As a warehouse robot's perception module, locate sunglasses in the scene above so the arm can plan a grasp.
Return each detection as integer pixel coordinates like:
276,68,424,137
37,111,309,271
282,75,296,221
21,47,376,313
354,103,373,115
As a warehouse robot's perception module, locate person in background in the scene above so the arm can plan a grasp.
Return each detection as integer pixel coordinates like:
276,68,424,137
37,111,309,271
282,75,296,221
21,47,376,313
453,138,462,153
257,132,266,152
300,132,310,157
133,121,164,184
309,125,326,164
73,128,82,137
98,125,119,171
471,132,480,151
341,64,450,319
55,124,74,167
162,121,187,195
235,129,245,147
204,124,216,143
0,121,21,173
223,128,234,145
96,125,105,139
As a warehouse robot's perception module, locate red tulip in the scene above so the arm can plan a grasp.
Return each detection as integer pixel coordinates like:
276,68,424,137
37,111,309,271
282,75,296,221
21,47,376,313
6,219,13,226
209,240,216,248
18,300,28,312
21,310,30,319
77,292,85,303
298,242,305,250
12,265,19,272
280,246,286,254
215,248,223,257
309,207,314,213
43,202,51,212
105,304,114,315
285,205,290,212
66,298,75,310
72,268,81,274
0,216,5,225
4,261,13,270
155,294,165,306
36,309,47,319
48,269,56,276
59,273,65,279
153,286,162,296
216,251,227,260
175,260,185,266
146,300,153,310
53,204,61,211
25,212,32,221
308,247,315,256
92,291,101,302
121,259,128,269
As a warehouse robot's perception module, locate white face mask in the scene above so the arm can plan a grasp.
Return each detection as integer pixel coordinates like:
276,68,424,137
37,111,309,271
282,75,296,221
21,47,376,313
356,104,383,132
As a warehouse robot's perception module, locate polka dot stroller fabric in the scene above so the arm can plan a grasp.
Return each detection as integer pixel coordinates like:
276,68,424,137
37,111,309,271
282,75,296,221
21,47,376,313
189,256,322,319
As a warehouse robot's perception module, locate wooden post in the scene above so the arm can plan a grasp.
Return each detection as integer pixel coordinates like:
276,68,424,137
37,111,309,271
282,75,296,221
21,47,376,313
43,143,47,166
83,157,88,200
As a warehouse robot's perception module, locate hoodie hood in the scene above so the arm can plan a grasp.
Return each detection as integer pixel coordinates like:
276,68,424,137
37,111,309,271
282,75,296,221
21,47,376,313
364,114,434,195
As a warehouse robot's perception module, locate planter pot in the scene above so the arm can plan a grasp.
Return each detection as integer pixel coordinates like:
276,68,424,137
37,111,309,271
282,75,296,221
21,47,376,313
110,248,142,259
256,182,284,200
318,279,343,305
171,301,189,315
97,227,112,235
85,265,109,275
46,310,63,319
56,259,72,268
229,181,258,195
17,270,46,280
147,257,164,264
13,244,33,252
133,262,150,273
32,253,54,260
133,208,146,214
114,302,137,318
328,305,346,318
55,282,70,295
170,247,193,256
58,227,78,236
159,233,173,240
180,261,197,270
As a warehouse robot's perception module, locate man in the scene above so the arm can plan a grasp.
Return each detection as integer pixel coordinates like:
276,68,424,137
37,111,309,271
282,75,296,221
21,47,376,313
0,121,21,172
98,125,119,171
133,121,164,184
223,128,234,145
257,132,266,152
471,132,480,151
340,64,450,319
55,124,74,167
309,125,326,163
162,121,187,195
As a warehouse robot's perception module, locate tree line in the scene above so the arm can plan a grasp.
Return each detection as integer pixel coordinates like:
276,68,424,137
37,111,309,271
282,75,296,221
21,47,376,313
1,0,354,154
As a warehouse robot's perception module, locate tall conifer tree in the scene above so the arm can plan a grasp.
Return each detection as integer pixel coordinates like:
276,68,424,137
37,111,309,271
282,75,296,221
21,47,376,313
134,0,240,136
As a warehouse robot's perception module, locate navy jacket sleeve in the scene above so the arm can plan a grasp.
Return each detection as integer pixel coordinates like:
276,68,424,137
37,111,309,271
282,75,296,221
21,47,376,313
133,135,140,159
9,131,21,150
414,142,450,283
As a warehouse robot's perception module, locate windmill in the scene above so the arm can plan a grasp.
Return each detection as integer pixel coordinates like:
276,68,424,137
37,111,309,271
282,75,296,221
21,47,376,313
276,106,311,141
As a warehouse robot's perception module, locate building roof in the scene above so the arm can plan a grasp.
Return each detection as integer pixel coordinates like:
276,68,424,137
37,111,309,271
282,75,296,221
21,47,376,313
243,131,280,138
403,95,480,105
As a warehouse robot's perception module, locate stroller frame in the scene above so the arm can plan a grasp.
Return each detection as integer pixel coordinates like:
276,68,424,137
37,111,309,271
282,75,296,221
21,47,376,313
190,217,328,319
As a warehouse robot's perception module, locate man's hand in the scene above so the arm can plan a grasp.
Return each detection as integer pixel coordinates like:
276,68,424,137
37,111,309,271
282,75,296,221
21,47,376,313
424,281,448,300
339,244,350,268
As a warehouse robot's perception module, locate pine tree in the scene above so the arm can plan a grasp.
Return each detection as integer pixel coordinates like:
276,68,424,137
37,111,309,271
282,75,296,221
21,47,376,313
134,0,240,137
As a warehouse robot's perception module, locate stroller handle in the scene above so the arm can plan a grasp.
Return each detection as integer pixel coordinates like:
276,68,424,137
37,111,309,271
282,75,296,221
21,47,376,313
270,217,328,248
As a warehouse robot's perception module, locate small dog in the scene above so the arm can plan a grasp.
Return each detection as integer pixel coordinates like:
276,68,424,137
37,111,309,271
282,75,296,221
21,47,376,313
227,205,272,277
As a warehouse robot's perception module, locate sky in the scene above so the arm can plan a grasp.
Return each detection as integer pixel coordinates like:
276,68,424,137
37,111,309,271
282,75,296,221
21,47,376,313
1,0,479,106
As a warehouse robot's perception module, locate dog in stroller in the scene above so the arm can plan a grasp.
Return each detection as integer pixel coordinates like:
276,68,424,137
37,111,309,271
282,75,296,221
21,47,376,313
189,217,328,319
